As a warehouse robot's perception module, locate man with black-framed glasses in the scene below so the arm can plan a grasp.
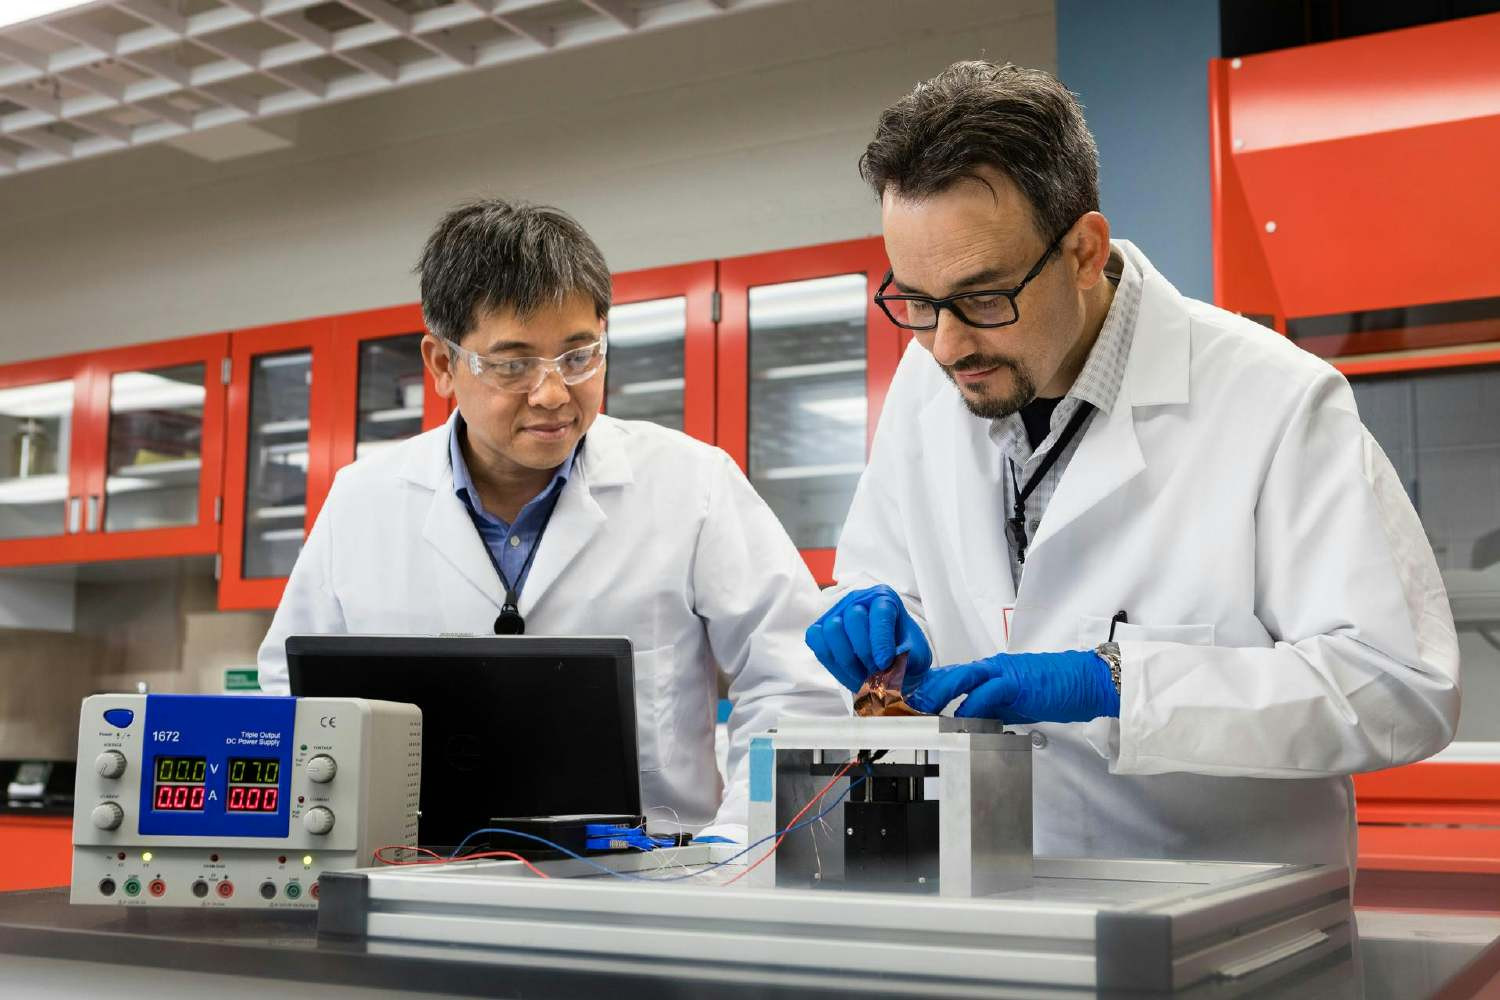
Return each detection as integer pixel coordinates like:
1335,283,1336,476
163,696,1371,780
257,198,847,845
807,61,1459,872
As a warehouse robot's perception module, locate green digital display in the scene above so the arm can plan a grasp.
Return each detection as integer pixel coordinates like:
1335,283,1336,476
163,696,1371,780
227,757,279,785
154,756,206,783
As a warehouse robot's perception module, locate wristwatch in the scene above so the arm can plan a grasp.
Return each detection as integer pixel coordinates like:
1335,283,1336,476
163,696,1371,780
1096,641,1122,693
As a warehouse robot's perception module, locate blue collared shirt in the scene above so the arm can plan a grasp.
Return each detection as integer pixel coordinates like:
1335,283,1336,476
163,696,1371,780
449,416,577,599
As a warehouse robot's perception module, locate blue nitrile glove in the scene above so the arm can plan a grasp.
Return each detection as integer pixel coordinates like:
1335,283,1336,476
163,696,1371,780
692,836,735,844
805,584,933,694
908,650,1120,723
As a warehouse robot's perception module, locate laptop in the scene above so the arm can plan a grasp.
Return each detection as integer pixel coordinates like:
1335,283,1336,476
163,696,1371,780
286,634,639,850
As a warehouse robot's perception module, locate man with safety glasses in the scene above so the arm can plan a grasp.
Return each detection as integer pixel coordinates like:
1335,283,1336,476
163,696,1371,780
258,199,847,844
807,62,1459,871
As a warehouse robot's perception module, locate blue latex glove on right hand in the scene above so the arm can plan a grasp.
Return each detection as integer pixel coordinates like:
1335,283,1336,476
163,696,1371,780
907,649,1119,723
805,584,934,694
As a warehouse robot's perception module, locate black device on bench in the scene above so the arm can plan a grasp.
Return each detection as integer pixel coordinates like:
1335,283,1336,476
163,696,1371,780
287,634,640,850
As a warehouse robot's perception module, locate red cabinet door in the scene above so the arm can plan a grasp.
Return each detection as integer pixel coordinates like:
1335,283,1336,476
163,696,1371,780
81,333,229,562
606,261,718,445
329,305,449,473
717,238,899,585
0,352,94,566
219,318,336,611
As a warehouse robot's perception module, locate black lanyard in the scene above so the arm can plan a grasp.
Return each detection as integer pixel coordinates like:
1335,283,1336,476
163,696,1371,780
1007,402,1095,565
491,489,564,636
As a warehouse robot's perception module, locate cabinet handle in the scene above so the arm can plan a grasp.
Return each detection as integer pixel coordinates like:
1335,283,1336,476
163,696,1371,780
86,495,99,533
68,496,82,534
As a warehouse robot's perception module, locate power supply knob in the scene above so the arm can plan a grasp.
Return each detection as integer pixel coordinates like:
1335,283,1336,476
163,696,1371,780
303,806,335,835
92,802,124,831
95,751,127,779
305,755,337,784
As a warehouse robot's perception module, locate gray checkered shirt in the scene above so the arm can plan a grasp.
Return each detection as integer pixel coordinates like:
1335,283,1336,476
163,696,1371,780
993,246,1142,588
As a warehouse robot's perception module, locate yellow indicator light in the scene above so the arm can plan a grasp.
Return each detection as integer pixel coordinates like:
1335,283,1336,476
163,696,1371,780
141,851,153,863
302,855,313,867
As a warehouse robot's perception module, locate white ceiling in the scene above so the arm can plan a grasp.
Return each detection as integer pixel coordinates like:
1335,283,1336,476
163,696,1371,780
0,0,788,178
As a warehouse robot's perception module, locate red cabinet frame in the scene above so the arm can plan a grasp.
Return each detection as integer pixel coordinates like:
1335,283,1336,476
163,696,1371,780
0,352,94,566
717,237,900,585
0,335,229,567
219,307,449,611
84,333,229,562
608,261,718,445
218,317,336,611
329,304,449,469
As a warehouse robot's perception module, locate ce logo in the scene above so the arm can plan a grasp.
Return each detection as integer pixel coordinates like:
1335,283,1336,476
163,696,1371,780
319,716,338,729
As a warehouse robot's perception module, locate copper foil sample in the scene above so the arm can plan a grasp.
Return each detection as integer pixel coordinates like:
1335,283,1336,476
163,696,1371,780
854,653,926,717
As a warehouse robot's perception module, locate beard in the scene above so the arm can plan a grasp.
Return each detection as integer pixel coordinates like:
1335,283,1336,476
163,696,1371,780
940,353,1037,420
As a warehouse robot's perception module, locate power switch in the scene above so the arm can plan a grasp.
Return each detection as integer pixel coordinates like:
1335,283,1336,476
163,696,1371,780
102,708,135,729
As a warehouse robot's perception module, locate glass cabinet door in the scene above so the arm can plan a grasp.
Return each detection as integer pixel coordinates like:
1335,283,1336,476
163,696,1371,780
355,334,425,460
606,296,687,430
0,379,74,540
103,364,206,533
1351,362,1500,742
746,274,869,549
242,351,313,579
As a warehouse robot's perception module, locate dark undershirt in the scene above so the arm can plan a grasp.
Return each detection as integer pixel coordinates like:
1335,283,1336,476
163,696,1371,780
1019,395,1063,451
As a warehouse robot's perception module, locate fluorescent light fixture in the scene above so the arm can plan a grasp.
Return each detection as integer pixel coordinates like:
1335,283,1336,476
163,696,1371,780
749,274,867,330
0,473,69,505
754,359,866,382
109,371,206,414
0,380,75,419
608,297,686,347
755,463,866,482
0,1,101,30
799,396,867,424
615,378,685,397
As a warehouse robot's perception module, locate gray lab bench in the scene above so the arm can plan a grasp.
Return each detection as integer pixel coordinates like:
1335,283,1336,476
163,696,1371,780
0,878,1498,999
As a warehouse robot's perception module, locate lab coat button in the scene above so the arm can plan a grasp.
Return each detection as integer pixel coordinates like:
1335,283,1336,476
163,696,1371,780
1030,731,1048,750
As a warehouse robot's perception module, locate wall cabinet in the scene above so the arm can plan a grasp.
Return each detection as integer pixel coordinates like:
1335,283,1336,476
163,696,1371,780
217,309,445,611
0,334,227,567
0,238,896,603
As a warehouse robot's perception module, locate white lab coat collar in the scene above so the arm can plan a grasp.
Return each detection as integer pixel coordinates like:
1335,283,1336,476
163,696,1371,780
400,410,636,617
916,241,1192,645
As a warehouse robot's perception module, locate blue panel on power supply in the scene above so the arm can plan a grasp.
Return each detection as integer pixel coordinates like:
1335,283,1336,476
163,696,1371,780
136,695,296,838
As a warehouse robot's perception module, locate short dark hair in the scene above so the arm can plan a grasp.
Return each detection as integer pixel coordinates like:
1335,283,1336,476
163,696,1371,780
417,198,612,344
859,61,1100,242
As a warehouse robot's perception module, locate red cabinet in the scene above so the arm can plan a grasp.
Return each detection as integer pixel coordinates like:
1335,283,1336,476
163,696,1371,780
718,237,900,585
0,240,904,599
606,261,717,445
0,335,228,567
218,309,444,611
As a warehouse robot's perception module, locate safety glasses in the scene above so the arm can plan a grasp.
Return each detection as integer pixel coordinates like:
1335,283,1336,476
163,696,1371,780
442,335,608,394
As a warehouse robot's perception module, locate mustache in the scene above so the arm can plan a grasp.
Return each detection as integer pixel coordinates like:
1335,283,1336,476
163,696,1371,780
941,354,1018,377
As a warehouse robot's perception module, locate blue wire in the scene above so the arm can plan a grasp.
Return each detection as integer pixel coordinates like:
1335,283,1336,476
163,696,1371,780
447,770,870,883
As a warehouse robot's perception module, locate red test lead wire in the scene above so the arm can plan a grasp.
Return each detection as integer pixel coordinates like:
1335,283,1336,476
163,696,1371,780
723,757,858,887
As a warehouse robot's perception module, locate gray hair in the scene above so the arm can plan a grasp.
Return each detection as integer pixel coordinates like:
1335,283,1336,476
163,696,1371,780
859,61,1100,242
417,198,612,344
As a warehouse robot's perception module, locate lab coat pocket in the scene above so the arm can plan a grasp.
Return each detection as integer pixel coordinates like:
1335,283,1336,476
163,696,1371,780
1077,617,1216,648
632,646,676,773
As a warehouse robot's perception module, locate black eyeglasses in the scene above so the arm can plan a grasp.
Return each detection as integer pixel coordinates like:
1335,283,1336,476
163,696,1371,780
874,229,1069,331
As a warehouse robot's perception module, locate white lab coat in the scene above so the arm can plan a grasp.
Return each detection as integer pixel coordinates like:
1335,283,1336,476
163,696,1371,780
833,241,1460,869
258,412,848,841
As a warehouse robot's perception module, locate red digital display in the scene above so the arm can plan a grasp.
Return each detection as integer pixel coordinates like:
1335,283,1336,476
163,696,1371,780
154,783,206,811
226,785,279,813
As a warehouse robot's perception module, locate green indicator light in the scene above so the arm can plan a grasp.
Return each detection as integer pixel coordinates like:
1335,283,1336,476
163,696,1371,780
302,855,313,867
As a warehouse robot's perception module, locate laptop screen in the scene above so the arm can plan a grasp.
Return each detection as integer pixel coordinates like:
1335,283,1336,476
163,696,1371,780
286,634,639,849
